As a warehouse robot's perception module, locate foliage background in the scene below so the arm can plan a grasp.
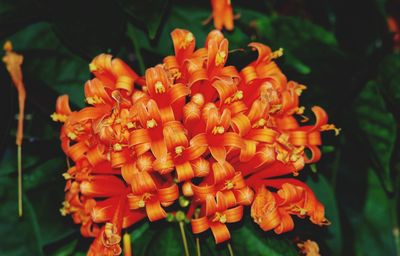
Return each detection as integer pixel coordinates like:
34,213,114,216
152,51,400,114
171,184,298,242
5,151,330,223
0,0,399,255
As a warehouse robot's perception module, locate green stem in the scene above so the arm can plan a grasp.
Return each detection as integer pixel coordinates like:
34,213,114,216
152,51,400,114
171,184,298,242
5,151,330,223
179,221,190,256
227,242,234,256
196,237,201,256
18,145,23,217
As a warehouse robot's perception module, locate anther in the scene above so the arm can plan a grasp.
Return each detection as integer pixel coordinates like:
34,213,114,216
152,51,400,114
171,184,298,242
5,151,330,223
146,119,157,128
215,51,227,66
154,81,166,93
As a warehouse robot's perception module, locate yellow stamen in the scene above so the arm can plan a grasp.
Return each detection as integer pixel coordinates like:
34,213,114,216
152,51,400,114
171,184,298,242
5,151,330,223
113,143,122,152
212,126,225,135
225,180,234,190
154,81,166,93
252,118,266,128
146,119,157,128
175,146,185,155
50,112,68,122
60,201,70,216
215,51,227,66
180,32,194,49
295,84,307,96
62,172,72,180
320,124,341,136
296,106,305,115
271,48,284,59
213,212,227,224
192,93,204,106
235,90,243,100
224,90,244,104
67,132,77,140
269,104,282,114
126,122,136,129
89,63,97,72
138,200,145,208
171,69,182,80
276,149,290,163
86,95,104,105
277,133,291,148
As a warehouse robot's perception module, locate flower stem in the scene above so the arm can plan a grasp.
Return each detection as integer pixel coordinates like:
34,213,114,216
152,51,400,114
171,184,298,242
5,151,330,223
17,145,23,217
227,242,234,256
196,237,201,256
179,221,190,256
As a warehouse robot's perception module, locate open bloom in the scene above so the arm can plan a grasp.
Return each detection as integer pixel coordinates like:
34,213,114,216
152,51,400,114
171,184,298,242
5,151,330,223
54,28,336,254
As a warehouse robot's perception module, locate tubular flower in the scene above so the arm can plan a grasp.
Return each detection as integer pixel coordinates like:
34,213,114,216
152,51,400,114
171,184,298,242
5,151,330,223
210,0,234,31
55,28,336,254
3,41,26,217
297,239,321,256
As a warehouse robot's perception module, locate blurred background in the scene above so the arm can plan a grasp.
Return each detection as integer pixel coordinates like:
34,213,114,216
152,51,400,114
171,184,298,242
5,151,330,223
0,0,399,255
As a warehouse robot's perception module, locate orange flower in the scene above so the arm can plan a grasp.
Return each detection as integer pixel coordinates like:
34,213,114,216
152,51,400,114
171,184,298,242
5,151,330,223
54,28,336,254
297,239,321,256
192,192,243,243
250,180,329,234
3,41,26,217
210,0,234,31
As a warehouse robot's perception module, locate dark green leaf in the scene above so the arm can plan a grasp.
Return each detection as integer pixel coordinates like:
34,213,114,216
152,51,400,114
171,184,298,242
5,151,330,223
5,22,88,108
0,188,44,255
353,169,397,255
378,53,400,121
35,0,126,59
24,157,65,190
231,215,297,256
353,81,396,192
117,0,170,39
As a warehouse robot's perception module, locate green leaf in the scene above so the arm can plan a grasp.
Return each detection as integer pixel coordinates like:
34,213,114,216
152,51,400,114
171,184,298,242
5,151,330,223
34,0,126,59
48,238,78,256
24,157,65,190
117,0,170,39
4,22,89,108
353,169,397,256
254,14,338,76
378,53,400,121
0,186,44,255
129,215,297,256
146,223,189,256
231,215,297,256
353,81,397,192
126,5,257,65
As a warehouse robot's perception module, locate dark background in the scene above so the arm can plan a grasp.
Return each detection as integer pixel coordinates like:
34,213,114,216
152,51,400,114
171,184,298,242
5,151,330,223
0,0,399,255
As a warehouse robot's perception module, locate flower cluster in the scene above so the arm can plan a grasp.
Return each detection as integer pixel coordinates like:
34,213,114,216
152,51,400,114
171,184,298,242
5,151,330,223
53,29,337,255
